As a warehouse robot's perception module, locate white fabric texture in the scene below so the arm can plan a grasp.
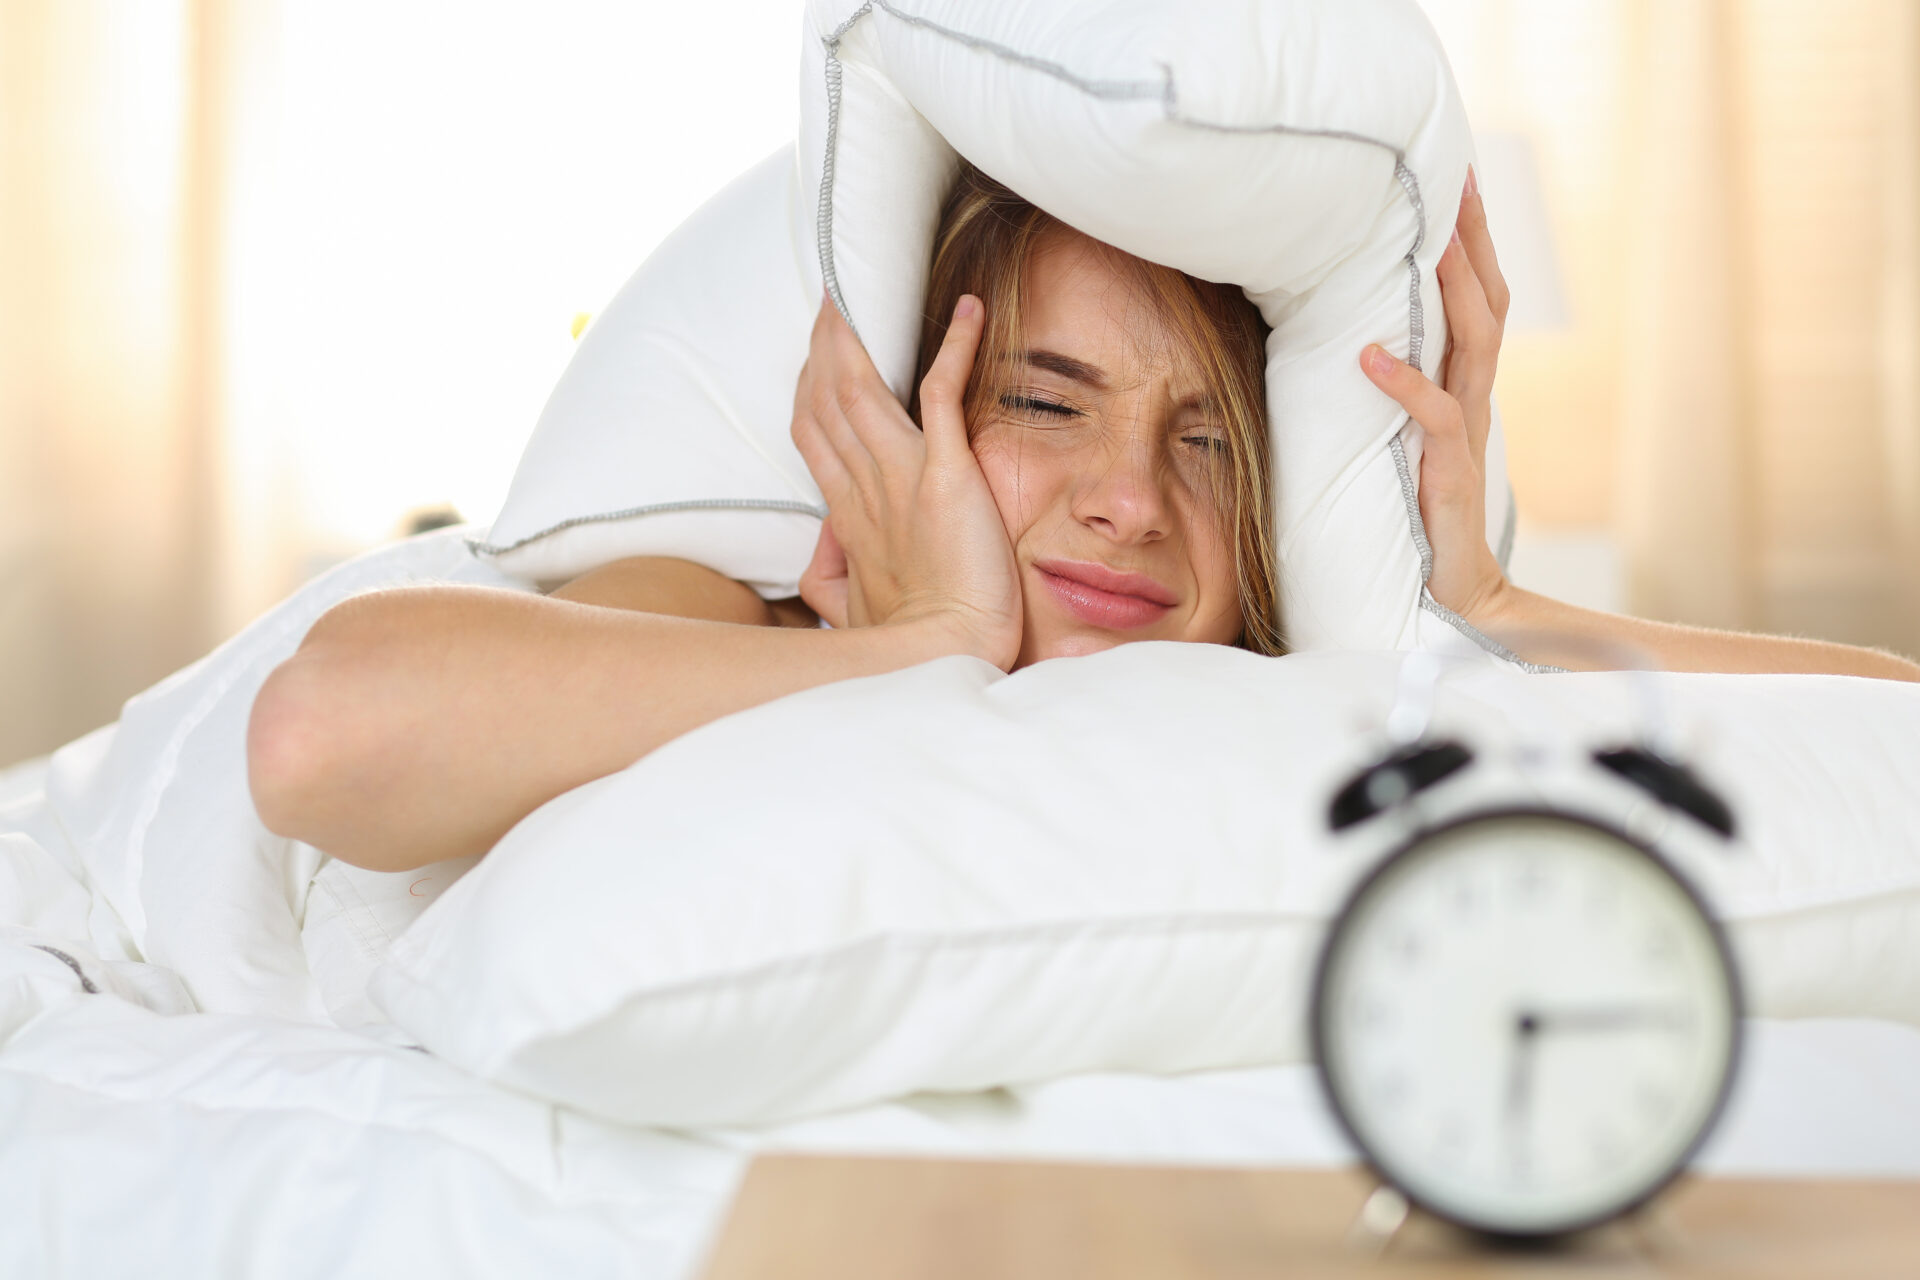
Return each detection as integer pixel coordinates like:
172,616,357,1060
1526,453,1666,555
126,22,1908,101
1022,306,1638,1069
6,531,1920,1277
473,0,1516,658
370,640,1920,1128
13,526,537,1024
4,992,1917,1276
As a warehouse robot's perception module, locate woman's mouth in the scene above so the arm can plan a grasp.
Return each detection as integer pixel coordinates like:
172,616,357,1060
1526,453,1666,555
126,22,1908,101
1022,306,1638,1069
1032,559,1178,630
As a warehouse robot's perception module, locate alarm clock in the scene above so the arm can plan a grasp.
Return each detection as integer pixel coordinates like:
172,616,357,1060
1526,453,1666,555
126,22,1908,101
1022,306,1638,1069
1311,725,1744,1240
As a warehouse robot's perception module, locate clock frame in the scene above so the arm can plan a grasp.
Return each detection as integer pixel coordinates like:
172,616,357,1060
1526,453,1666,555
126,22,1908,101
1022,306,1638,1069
1309,805,1745,1241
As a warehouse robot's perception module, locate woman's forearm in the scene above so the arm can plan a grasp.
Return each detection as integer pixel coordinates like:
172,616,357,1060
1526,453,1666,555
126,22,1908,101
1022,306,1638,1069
247,587,973,872
1477,583,1920,682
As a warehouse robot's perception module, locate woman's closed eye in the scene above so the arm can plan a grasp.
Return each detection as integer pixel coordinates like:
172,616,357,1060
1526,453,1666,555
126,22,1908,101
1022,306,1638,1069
1002,392,1228,456
1001,392,1079,419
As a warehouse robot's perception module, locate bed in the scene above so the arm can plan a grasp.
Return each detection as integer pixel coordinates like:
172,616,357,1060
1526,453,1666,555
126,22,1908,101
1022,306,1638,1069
3,528,1919,1278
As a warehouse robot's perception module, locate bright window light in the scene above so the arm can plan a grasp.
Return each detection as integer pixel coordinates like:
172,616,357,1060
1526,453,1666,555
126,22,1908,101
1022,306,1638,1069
230,0,801,569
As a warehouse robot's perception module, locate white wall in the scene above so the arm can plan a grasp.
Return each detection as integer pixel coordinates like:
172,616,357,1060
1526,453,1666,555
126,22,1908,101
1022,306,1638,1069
223,0,803,623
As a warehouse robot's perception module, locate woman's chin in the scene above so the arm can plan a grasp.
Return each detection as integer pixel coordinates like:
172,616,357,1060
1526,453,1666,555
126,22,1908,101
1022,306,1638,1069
1012,625,1130,669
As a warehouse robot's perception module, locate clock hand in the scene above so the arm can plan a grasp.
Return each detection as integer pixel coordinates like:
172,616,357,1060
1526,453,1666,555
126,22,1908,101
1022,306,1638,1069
1531,1005,1693,1034
1503,1012,1539,1182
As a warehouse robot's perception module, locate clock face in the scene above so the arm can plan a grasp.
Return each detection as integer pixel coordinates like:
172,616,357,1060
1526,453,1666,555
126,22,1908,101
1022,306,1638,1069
1313,811,1741,1237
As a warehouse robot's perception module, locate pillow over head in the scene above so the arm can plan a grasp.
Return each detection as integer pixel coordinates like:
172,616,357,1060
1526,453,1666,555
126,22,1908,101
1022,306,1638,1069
473,0,1520,660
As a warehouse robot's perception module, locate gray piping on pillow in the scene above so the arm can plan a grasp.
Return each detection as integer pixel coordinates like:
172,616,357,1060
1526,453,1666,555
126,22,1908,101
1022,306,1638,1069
464,497,826,559
1420,589,1569,674
1388,434,1435,585
871,0,1178,103
31,944,101,994
1392,159,1429,370
869,0,1411,156
1388,448,1518,581
1384,153,1440,604
817,3,876,332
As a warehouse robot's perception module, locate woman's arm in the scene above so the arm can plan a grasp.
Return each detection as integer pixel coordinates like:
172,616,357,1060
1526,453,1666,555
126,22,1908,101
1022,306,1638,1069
545,553,819,627
247,566,982,874
249,293,1017,874
1360,170,1920,683
1467,583,1920,679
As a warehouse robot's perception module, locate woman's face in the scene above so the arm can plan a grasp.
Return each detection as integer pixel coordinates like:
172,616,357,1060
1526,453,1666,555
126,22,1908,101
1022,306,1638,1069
971,227,1246,669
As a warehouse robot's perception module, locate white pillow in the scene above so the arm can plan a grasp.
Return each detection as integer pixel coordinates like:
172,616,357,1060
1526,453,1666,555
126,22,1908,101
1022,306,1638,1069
301,854,480,1029
368,647,1920,1127
472,0,1521,659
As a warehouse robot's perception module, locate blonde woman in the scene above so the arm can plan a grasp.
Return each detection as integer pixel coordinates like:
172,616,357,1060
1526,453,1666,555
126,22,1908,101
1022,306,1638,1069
246,163,1920,874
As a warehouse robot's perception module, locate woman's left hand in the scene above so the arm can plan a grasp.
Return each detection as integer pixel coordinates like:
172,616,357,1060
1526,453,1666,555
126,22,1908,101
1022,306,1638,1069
1358,168,1512,627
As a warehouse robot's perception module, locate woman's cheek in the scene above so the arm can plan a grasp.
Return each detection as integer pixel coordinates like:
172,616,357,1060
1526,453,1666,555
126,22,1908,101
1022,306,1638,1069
970,428,1041,552
1188,510,1244,643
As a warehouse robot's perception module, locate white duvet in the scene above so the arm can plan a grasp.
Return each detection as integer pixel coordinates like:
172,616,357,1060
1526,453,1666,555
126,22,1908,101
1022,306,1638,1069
5,529,1920,1279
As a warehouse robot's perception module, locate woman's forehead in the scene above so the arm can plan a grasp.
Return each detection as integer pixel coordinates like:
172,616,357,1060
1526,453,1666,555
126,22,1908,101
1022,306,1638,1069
1022,227,1201,389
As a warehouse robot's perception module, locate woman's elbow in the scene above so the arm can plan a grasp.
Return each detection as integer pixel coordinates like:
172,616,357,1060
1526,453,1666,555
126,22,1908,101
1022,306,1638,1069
247,598,414,871
248,647,344,847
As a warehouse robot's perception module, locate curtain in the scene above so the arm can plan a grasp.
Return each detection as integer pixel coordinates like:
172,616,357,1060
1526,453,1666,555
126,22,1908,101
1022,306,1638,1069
0,0,796,769
1875,0,1920,646
1437,0,1920,650
0,0,225,768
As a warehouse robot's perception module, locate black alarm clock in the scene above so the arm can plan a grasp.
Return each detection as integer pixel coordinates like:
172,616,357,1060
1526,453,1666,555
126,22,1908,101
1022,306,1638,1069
1311,714,1744,1240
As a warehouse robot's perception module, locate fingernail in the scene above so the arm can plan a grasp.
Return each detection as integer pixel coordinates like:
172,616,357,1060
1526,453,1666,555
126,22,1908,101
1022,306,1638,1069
1464,164,1478,198
955,295,978,320
1450,228,1463,251
1365,345,1394,376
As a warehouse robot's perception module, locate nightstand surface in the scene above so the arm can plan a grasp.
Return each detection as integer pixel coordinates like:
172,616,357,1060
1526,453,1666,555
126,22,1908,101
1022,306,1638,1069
698,1155,1920,1279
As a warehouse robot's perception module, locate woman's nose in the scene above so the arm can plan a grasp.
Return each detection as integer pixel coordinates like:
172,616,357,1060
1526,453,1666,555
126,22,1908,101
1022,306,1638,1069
1073,432,1172,544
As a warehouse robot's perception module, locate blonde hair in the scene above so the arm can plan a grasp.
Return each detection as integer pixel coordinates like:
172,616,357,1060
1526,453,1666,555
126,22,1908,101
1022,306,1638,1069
907,162,1283,655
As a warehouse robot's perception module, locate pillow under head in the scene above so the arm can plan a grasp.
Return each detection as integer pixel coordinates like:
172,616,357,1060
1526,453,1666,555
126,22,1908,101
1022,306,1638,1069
368,645,1920,1128
474,0,1520,660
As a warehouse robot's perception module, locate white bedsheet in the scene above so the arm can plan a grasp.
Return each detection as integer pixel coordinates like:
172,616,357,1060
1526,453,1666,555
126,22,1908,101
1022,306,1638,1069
4,534,1918,1278
7,775,1920,1279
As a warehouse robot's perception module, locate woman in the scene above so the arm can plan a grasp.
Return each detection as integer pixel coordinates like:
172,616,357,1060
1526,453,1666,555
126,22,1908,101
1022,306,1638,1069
247,163,1920,874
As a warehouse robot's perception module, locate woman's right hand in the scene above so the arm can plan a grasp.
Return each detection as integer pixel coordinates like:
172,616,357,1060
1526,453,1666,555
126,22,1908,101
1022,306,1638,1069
790,292,1024,671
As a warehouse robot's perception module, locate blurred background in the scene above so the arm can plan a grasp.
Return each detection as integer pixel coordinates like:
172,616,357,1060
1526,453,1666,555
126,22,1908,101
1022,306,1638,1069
3,0,1917,768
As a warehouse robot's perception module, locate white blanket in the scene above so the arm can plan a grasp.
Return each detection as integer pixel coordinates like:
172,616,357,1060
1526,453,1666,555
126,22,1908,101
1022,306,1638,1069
4,530,1918,1278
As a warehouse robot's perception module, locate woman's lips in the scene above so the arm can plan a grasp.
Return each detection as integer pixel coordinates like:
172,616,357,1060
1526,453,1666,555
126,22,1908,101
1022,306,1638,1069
1032,559,1177,630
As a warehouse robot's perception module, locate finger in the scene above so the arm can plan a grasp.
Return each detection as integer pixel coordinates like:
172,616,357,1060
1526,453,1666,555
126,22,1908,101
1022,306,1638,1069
1436,231,1498,412
811,383,888,497
1360,343,1473,490
812,291,889,413
1435,233,1497,471
798,519,850,628
808,294,924,485
812,283,848,343
800,310,885,496
918,295,985,464
790,401,855,504
824,315,925,474
1455,165,1511,328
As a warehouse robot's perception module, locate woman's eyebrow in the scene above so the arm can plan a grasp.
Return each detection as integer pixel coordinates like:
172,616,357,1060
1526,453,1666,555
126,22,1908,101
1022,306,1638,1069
1022,348,1110,391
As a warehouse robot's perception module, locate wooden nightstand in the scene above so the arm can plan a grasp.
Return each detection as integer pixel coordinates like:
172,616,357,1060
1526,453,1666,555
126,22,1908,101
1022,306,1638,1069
697,1155,1920,1278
